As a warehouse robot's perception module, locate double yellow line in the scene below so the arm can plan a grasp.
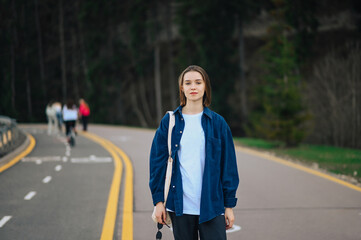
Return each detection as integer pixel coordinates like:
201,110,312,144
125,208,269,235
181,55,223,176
81,132,133,240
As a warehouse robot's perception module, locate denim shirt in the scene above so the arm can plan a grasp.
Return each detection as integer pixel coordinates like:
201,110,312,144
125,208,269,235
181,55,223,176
149,106,239,224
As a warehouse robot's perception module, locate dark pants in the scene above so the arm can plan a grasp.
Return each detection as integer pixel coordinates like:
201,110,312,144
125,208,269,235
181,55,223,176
81,116,89,131
169,212,227,240
65,120,76,136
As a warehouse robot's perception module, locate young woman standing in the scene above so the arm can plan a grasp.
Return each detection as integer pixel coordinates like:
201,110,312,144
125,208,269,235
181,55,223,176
149,65,239,240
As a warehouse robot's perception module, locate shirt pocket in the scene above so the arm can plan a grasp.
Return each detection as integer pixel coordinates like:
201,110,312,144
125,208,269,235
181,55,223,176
207,137,223,203
207,137,221,165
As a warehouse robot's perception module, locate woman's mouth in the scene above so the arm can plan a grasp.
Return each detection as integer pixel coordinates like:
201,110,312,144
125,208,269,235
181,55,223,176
190,92,197,95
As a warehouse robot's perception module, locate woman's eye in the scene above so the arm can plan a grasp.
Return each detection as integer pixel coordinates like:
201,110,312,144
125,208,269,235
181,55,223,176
185,82,191,85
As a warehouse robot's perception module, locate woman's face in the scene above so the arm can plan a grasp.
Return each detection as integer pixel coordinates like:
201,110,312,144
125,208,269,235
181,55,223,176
182,71,205,104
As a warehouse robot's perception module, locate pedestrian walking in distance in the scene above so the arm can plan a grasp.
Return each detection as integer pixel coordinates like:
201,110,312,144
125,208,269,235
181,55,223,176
79,98,90,131
45,101,58,135
149,65,239,240
62,100,78,144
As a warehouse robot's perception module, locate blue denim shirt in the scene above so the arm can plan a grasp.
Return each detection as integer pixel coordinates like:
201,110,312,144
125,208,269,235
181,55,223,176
149,106,239,223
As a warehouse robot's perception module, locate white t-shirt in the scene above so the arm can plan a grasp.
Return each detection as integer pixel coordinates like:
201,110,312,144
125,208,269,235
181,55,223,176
62,105,78,121
178,112,205,215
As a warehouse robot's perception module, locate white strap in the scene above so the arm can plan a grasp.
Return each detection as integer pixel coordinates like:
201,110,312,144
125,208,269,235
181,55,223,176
164,111,175,204
167,111,175,156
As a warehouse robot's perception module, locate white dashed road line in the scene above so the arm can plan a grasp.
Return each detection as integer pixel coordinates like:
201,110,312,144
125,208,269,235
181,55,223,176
55,165,62,171
71,157,112,163
22,156,61,162
24,191,36,200
0,216,12,228
42,176,52,183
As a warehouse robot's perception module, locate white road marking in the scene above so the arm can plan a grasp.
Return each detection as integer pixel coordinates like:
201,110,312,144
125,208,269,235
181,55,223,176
22,156,61,162
62,156,68,162
24,191,36,200
0,216,12,228
36,160,42,165
65,151,70,157
226,224,241,233
71,156,112,163
55,165,62,171
42,176,52,183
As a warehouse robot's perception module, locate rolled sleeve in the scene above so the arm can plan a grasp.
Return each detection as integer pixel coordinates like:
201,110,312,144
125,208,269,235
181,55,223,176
221,122,239,208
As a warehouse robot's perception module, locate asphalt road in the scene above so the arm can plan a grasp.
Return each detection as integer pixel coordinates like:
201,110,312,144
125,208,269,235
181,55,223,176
90,124,361,240
1,124,361,240
0,126,113,240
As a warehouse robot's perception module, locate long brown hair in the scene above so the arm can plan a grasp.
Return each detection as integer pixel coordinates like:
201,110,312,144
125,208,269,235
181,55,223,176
178,65,212,107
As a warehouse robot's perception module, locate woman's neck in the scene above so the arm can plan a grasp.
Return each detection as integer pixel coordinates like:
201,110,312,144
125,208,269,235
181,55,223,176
182,102,204,115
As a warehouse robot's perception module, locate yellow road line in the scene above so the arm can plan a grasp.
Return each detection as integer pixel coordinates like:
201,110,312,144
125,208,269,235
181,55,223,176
81,132,134,240
101,139,133,240
0,134,36,173
236,146,361,193
81,132,123,240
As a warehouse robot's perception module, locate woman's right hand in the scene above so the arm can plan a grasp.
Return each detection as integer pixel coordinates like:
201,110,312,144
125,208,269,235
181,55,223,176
155,202,166,224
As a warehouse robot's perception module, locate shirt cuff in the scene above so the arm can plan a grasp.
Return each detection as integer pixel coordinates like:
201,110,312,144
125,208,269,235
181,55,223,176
224,197,237,208
152,192,164,206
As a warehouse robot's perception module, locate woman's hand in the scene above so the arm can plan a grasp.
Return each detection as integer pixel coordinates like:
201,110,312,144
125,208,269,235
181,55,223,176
225,207,235,230
155,202,166,224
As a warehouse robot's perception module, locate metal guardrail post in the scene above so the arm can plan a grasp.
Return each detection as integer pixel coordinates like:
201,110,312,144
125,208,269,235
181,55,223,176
0,116,22,158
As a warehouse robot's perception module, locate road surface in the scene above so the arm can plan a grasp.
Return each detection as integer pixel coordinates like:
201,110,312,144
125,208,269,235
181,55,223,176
0,124,360,239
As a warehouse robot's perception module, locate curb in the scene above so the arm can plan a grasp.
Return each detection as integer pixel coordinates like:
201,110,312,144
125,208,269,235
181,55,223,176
0,133,30,169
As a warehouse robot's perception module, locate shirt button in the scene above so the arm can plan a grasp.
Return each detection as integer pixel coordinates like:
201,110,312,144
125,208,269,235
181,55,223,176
181,118,184,121
175,144,178,147
173,186,175,188
180,131,182,133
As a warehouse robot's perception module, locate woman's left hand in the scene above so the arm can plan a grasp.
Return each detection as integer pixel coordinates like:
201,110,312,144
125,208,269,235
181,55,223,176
225,208,235,230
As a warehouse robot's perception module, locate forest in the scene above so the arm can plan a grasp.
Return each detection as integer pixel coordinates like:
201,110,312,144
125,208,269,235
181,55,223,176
1,0,360,149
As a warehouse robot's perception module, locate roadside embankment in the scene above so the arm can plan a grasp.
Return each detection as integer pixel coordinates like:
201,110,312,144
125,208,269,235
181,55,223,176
0,116,28,168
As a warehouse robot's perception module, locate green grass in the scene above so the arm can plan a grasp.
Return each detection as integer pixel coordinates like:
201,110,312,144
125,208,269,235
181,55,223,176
234,138,361,183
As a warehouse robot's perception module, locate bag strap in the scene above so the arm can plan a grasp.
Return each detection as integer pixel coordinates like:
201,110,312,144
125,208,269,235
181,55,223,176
164,111,175,204
167,111,175,156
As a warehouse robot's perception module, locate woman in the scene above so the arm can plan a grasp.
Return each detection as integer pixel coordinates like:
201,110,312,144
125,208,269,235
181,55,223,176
149,65,239,240
79,98,90,131
62,100,78,143
45,100,58,135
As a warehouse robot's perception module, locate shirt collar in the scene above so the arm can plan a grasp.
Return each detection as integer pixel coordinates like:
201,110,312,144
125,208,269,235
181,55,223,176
174,106,212,119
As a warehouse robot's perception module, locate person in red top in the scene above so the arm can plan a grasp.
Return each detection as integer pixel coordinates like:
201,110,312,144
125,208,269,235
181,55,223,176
79,98,90,131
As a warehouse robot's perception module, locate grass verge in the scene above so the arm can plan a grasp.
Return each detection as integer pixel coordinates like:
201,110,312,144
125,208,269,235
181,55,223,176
234,137,361,184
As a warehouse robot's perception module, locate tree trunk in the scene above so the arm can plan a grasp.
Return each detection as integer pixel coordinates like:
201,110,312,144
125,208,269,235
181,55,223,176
75,0,91,93
34,0,47,104
238,16,247,122
26,67,32,117
130,85,148,128
59,0,67,103
10,1,18,111
153,3,162,124
154,43,162,123
139,76,154,125
165,0,177,109
72,28,79,100
10,41,16,111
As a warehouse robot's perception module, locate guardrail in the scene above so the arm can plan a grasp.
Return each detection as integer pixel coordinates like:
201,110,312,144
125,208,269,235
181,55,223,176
0,116,23,158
